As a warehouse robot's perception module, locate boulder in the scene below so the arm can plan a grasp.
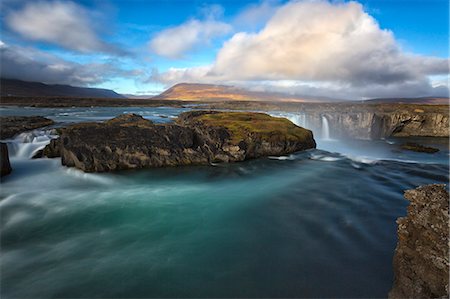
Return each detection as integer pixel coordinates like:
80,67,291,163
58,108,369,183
389,184,449,299
47,112,315,172
31,138,61,159
0,142,12,177
0,116,54,139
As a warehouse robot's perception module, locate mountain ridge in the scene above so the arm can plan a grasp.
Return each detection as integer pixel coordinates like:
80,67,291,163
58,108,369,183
153,83,320,102
0,78,125,99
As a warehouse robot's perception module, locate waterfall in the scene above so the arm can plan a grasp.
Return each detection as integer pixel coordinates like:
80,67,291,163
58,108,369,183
321,115,330,140
286,113,308,128
6,129,58,159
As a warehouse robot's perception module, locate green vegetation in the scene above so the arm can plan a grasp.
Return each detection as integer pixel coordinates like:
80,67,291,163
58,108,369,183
196,112,311,143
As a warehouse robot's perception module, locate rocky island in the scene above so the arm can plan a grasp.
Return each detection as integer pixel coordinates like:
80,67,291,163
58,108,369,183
38,111,316,172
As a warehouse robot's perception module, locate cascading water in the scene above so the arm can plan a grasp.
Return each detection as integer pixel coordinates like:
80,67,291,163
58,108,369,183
6,129,58,159
285,113,308,128
321,115,330,140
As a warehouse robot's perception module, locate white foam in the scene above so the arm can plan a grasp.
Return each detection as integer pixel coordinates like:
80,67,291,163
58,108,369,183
345,155,379,165
268,155,294,161
65,168,114,185
310,154,343,162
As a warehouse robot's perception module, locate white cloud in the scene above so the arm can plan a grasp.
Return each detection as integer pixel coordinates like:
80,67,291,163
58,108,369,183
5,1,115,53
234,0,280,30
149,19,231,59
150,0,448,99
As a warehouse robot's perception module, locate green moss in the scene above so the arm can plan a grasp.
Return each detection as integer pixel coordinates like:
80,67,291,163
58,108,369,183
196,112,311,144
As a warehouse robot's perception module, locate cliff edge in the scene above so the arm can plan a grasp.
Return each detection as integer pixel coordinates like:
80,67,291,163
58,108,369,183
389,184,449,299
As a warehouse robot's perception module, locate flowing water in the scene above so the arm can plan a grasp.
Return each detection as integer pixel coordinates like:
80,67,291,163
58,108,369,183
321,115,331,140
1,106,448,298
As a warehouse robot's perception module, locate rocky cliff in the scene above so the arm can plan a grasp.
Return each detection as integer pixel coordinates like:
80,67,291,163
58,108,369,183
0,142,12,177
327,110,449,139
286,106,448,139
389,184,449,299
42,112,315,172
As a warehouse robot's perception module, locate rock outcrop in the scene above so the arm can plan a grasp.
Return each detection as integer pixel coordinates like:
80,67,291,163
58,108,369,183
41,112,316,172
389,184,449,299
177,111,316,162
400,143,440,154
1,142,12,177
0,116,54,139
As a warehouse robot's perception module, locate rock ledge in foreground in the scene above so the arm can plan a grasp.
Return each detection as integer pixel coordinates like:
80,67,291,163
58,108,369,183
42,111,316,172
389,184,449,299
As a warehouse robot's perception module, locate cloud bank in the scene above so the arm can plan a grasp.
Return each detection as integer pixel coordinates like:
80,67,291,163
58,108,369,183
151,0,448,99
0,42,136,86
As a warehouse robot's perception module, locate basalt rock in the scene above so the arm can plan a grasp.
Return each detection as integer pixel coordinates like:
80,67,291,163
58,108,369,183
32,138,61,159
0,116,54,139
0,142,12,177
177,111,316,162
400,142,440,154
389,184,449,299
49,112,315,172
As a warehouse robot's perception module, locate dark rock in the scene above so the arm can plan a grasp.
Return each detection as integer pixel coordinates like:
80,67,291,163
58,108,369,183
54,112,316,172
31,138,61,159
1,142,12,177
389,184,449,299
0,116,54,139
400,142,440,153
177,111,316,162
43,138,62,158
31,149,44,159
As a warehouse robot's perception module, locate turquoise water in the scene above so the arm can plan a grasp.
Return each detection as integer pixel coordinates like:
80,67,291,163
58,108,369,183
1,107,448,298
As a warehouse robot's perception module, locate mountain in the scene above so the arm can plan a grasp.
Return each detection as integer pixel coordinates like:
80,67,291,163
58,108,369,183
154,83,318,102
122,94,155,99
0,78,125,98
364,97,449,105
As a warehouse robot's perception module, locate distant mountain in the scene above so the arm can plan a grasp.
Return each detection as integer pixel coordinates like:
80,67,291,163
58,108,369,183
154,83,319,102
122,94,155,99
364,97,449,105
0,78,125,98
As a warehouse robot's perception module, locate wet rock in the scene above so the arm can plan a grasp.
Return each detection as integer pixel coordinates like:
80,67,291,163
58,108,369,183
389,184,449,299
0,116,54,139
43,138,61,158
400,142,440,153
31,137,61,159
0,142,12,177
55,112,316,172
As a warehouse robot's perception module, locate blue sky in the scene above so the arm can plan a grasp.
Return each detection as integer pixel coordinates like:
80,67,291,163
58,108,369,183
0,0,448,99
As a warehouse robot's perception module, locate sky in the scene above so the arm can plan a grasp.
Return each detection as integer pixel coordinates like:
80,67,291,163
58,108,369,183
0,0,448,100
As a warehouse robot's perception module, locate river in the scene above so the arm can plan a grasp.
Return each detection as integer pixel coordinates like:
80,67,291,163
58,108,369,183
1,106,448,298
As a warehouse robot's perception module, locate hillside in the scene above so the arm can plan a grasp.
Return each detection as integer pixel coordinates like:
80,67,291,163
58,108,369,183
154,83,314,102
364,97,449,105
0,78,125,98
